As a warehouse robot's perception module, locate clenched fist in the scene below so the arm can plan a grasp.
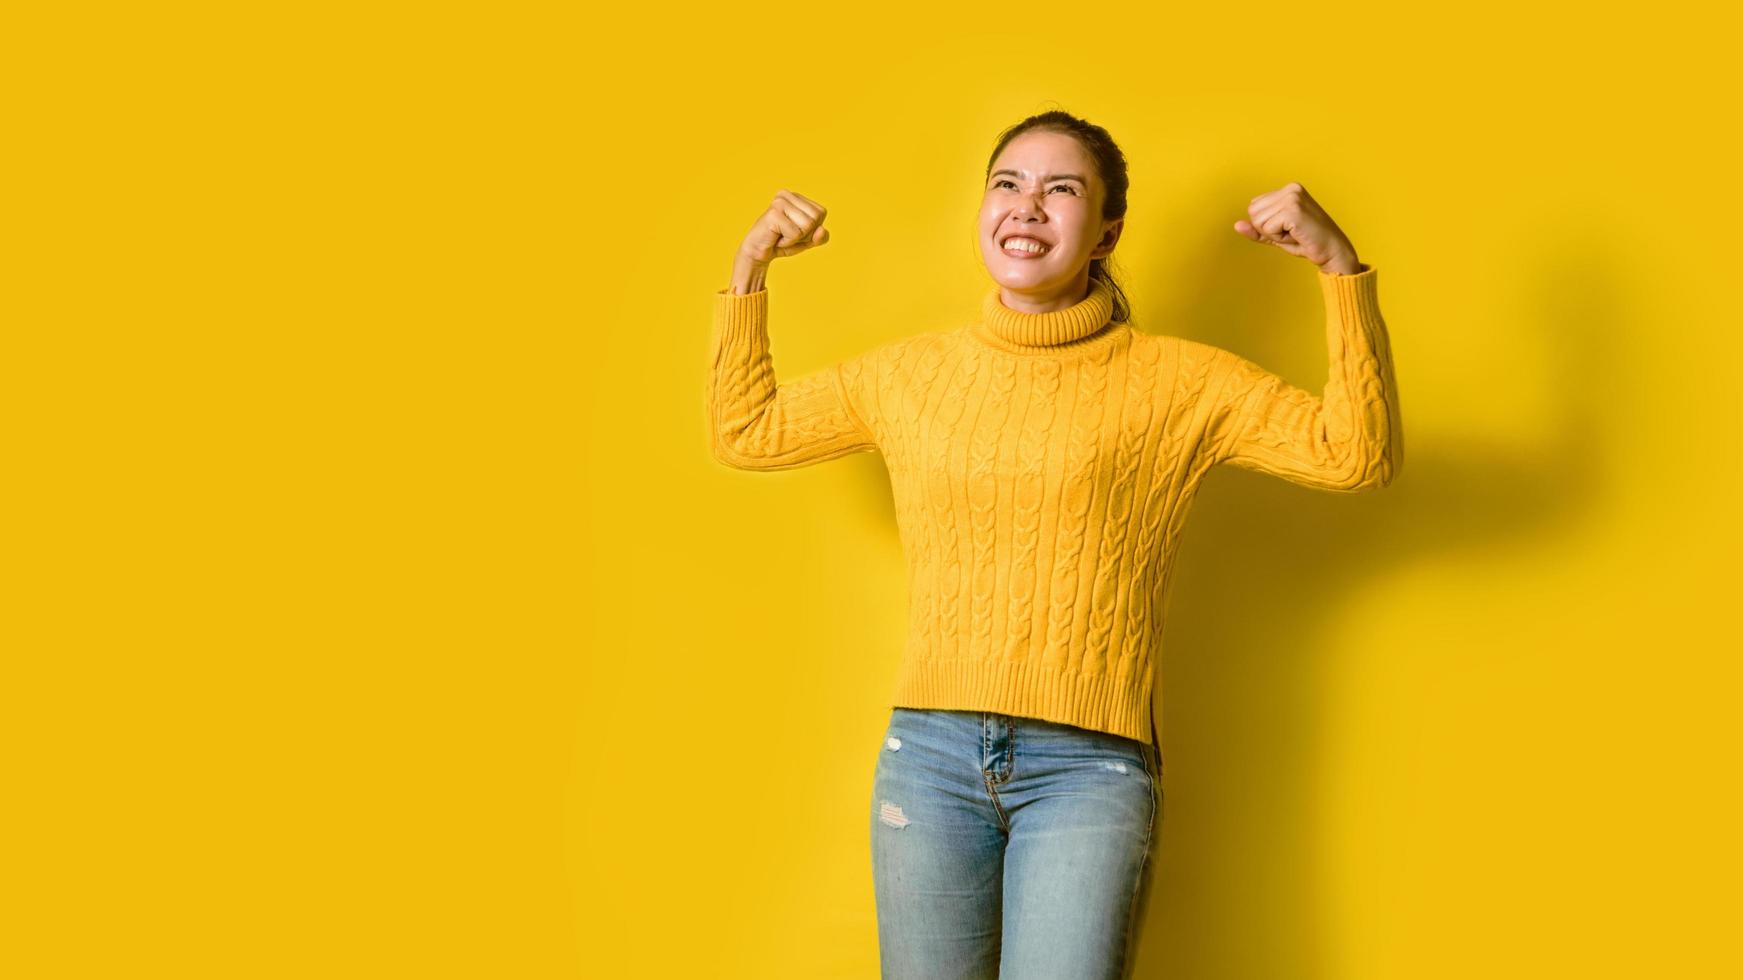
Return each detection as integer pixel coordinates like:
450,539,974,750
1233,182,1362,275
739,189,832,267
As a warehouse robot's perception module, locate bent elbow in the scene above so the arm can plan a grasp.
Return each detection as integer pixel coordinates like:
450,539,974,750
1345,410,1402,492
1319,438,1398,494
710,432,762,471
1377,447,1401,489
1372,418,1403,490
1356,440,1401,492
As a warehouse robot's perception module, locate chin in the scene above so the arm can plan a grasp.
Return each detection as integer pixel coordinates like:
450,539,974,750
989,256,1053,277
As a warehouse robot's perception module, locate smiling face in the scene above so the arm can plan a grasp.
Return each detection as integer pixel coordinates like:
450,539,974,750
978,129,1122,309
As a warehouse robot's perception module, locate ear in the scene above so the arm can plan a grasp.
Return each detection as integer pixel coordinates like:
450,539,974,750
1093,217,1124,258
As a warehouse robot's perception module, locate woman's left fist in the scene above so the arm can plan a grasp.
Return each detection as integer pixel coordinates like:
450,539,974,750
1233,182,1361,274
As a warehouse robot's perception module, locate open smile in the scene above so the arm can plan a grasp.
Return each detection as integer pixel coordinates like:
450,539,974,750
999,234,1052,258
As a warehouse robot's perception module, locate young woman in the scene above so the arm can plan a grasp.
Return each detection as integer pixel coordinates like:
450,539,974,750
706,110,1402,980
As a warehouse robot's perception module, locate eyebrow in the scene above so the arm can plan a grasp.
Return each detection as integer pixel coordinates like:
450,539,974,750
991,169,1087,186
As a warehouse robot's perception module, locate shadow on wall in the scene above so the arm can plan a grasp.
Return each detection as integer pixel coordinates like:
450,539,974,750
1127,181,1614,980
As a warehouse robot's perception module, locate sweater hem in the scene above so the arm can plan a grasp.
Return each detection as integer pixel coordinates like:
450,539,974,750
889,655,1154,744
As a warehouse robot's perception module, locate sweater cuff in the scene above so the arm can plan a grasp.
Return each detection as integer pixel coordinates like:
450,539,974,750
1318,262,1380,330
713,285,770,355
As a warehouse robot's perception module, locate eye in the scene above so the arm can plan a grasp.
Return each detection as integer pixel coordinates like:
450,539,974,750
992,178,1078,195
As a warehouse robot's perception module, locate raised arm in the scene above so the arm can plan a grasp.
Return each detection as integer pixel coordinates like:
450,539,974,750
706,188,879,471
1203,262,1402,492
707,283,878,471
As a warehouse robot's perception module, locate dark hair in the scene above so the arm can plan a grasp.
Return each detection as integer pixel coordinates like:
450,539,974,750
984,109,1133,324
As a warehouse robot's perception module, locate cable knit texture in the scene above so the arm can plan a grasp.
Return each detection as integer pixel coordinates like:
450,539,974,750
706,265,1401,743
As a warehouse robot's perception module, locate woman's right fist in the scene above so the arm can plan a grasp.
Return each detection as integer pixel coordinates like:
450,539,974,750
738,189,831,266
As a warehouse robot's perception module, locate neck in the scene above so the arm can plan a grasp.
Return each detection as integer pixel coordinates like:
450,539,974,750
975,278,1117,351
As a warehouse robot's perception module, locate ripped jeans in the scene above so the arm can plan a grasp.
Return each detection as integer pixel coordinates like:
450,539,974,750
869,706,1163,980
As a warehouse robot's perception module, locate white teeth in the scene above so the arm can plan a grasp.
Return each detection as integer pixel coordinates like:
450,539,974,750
1003,238,1048,254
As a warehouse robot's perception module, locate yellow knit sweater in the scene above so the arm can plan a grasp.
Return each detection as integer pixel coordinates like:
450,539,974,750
706,265,1401,743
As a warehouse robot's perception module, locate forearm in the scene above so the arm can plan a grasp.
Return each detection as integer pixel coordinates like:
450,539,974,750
1318,246,1364,277
729,254,768,295
1313,263,1400,487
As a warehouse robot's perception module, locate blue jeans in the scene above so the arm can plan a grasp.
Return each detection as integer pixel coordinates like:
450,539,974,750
869,707,1163,980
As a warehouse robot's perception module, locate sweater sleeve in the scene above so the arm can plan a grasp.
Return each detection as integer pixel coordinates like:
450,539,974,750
707,285,880,471
1202,263,1402,493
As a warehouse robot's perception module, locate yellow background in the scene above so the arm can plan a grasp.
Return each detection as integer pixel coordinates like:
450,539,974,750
5,2,1739,977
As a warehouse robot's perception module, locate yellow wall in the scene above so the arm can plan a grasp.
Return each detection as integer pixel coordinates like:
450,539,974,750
6,2,1738,977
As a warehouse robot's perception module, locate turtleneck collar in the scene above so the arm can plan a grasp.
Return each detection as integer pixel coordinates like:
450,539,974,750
975,278,1117,352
